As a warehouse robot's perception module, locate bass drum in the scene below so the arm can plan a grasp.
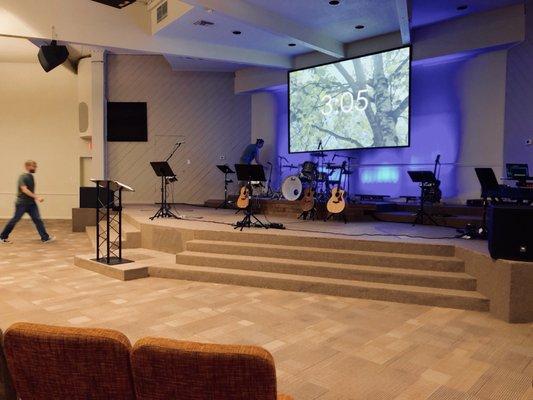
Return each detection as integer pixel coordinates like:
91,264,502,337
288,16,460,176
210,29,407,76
282,175,303,201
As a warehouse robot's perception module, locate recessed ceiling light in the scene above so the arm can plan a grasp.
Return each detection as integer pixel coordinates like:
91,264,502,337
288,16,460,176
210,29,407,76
355,25,365,29
232,30,242,35
457,5,468,11
288,43,296,47
329,0,340,5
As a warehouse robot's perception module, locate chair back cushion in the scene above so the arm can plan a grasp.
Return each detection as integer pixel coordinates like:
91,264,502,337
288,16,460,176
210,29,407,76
0,330,16,400
132,337,278,400
3,323,135,400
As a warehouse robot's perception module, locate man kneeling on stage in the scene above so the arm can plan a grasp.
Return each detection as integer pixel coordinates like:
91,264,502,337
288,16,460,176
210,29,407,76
0,160,55,244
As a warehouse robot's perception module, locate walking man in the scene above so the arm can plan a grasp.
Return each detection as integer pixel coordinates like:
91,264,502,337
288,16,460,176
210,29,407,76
0,160,54,243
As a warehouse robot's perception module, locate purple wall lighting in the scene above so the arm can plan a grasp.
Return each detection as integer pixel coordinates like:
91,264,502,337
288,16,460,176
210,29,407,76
275,51,486,200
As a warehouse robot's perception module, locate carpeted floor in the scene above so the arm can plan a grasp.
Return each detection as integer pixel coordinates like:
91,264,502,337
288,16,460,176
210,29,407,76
0,219,531,399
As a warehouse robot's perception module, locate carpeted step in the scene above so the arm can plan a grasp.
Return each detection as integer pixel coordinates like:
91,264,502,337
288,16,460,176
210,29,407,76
149,263,489,311
193,230,455,257
184,240,464,272
175,251,473,290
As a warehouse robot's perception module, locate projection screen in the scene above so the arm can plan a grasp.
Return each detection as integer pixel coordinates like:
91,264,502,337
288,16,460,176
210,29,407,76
289,46,411,153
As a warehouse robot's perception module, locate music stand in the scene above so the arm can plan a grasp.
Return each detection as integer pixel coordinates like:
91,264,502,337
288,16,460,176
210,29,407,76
234,164,267,230
216,164,235,209
150,161,180,220
408,170,439,226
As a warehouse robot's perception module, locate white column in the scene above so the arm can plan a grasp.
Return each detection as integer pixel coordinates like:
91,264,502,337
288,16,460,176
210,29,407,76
90,49,107,180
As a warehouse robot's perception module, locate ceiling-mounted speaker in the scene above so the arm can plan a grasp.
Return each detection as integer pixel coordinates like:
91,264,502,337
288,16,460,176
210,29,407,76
37,40,69,72
90,0,137,9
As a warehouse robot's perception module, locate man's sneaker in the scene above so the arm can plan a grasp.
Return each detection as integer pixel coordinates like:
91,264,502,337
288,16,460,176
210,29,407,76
0,238,12,244
42,236,56,243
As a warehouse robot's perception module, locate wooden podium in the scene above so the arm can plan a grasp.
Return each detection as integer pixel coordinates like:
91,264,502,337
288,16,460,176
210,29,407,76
90,179,134,265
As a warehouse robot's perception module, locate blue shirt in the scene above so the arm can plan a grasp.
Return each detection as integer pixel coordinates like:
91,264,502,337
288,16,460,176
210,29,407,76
240,144,259,164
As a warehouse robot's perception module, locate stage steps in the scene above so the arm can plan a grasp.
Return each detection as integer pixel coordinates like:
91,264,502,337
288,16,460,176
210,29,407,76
163,234,489,311
192,230,456,257
150,263,488,311
85,221,141,249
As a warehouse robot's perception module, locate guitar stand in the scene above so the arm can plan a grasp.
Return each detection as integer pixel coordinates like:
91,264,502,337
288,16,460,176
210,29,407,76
298,207,316,221
325,211,347,224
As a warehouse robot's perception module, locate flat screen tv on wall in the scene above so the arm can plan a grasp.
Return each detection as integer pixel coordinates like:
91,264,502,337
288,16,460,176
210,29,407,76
107,102,148,142
288,46,411,153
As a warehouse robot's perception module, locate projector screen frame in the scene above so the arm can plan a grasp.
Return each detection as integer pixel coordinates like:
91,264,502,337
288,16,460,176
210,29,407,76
288,45,412,154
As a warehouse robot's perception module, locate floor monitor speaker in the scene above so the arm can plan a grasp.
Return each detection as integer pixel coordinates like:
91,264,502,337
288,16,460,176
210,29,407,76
487,205,533,261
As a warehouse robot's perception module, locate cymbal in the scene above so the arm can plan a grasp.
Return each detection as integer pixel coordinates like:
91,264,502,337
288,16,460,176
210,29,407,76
326,164,342,170
282,164,299,169
310,151,327,158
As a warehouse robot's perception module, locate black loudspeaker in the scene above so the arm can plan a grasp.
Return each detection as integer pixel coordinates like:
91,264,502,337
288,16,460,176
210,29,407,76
79,187,115,209
37,41,69,72
487,205,533,261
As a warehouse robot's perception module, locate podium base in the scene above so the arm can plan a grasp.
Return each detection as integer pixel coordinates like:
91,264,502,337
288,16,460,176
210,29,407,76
92,257,134,266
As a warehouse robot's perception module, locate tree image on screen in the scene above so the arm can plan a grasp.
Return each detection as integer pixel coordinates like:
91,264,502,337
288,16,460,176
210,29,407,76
289,47,410,152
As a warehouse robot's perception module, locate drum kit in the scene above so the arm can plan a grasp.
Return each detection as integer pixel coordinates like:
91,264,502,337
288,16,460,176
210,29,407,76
279,151,352,205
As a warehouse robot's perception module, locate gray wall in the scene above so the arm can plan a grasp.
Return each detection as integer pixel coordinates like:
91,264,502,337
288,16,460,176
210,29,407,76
504,1,533,165
107,55,251,204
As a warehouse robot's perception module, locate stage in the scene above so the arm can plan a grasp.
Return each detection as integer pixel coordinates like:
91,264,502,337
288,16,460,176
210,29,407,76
73,204,533,323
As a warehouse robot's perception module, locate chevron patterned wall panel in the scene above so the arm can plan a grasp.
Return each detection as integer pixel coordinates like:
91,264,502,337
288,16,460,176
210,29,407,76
107,55,251,204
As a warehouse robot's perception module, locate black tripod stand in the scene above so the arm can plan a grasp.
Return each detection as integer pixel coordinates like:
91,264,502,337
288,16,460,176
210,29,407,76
216,164,235,209
408,170,440,226
234,164,268,231
149,161,180,220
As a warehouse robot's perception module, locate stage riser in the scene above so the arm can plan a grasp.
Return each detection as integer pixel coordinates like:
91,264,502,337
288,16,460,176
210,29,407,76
373,212,482,229
184,241,464,273
148,266,489,312
192,230,455,257
176,251,475,291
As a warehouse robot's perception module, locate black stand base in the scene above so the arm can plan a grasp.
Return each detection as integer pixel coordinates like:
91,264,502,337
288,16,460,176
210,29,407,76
150,204,180,220
298,208,316,221
412,208,439,226
92,257,134,266
216,200,234,210
325,212,347,224
234,210,268,231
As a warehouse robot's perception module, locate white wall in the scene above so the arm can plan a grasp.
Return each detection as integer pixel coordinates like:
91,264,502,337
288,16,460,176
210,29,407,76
106,55,251,204
0,62,79,218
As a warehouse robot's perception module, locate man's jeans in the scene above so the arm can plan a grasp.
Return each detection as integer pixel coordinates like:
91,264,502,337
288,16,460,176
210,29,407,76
0,203,50,241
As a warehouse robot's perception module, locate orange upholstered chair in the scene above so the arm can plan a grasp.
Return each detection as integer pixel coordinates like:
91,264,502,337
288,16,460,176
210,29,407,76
131,337,293,400
0,329,16,400
3,322,136,400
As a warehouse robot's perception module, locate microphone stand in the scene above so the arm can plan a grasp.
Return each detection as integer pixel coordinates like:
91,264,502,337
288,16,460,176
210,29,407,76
164,142,183,218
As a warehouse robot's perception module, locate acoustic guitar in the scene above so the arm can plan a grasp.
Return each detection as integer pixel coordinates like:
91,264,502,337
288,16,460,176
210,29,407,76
326,161,347,214
236,185,251,209
300,186,315,212
326,185,346,214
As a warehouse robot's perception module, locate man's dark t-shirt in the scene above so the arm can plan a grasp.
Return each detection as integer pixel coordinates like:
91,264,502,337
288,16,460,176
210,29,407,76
240,144,259,164
17,173,35,205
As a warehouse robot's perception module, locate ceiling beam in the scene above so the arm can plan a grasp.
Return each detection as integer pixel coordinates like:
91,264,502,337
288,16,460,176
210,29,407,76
395,0,411,45
0,0,291,68
179,0,345,58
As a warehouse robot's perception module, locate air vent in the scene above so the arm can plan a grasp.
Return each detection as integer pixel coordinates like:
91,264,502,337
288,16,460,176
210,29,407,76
193,20,215,27
156,1,168,23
